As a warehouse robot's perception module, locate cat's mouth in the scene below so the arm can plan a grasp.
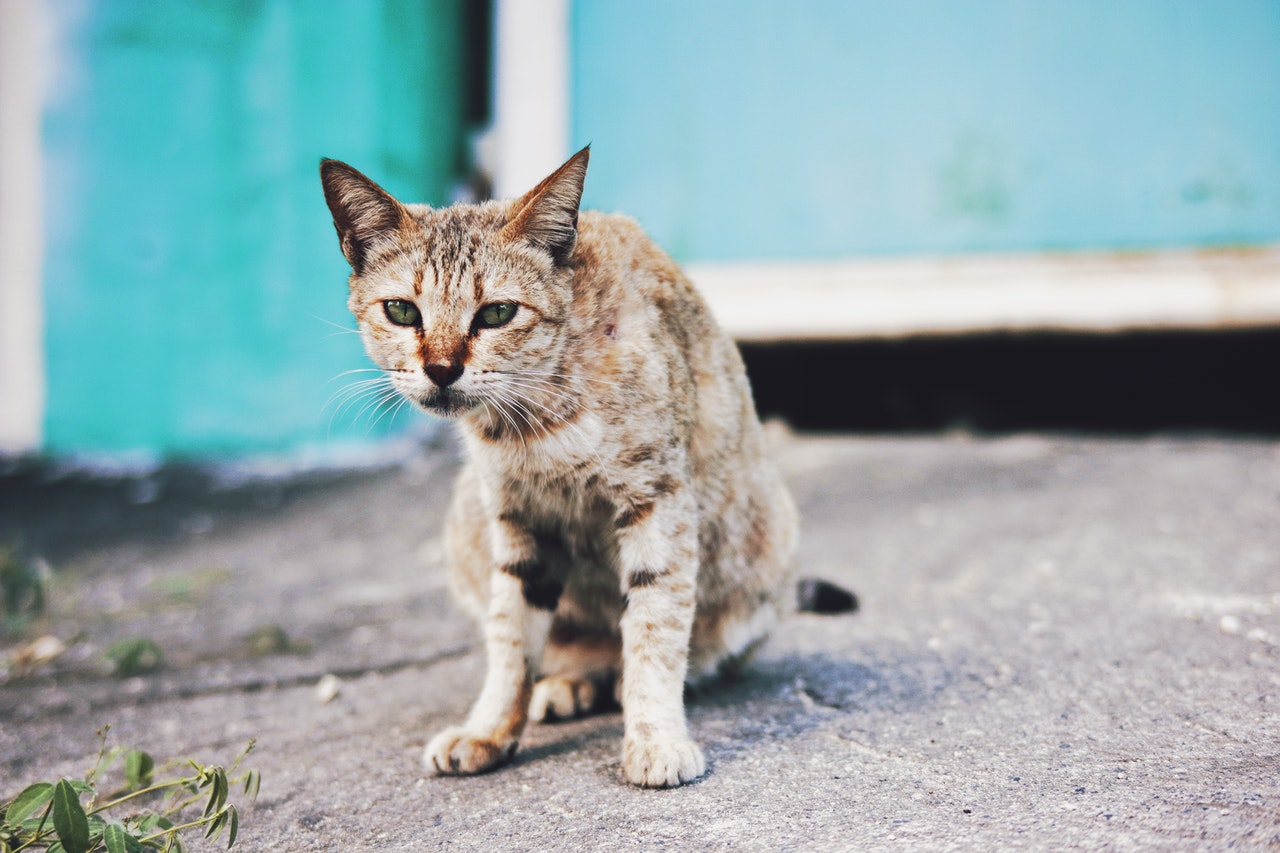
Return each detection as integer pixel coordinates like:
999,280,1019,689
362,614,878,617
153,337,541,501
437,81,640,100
415,389,479,418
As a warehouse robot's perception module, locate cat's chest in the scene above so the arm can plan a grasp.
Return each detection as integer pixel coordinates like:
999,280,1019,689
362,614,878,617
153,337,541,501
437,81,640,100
465,412,619,520
468,409,605,469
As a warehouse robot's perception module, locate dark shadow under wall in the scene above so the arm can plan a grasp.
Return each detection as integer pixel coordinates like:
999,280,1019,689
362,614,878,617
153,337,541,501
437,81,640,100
739,328,1280,436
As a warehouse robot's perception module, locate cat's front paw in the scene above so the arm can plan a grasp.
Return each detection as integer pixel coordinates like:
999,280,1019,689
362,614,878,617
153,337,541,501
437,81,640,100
424,726,517,776
530,676,597,723
622,736,707,787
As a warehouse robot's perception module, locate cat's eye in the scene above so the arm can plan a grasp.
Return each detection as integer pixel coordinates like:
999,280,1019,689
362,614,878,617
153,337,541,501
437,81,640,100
383,299,420,327
476,302,517,329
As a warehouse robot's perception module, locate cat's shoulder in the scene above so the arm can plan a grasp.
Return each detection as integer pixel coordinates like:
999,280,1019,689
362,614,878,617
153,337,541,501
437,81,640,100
577,210,655,254
575,211,685,287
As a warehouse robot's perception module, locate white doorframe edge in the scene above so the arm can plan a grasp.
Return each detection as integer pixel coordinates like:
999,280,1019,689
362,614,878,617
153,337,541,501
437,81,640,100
489,0,571,200
0,0,48,454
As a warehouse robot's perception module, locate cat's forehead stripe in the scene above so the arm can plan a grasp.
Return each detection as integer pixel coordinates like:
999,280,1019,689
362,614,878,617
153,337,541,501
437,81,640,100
448,234,480,298
364,226,480,299
417,218,488,300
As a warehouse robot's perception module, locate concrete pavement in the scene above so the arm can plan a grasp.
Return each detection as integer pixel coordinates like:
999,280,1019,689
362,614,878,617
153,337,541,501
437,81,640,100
2,432,1277,850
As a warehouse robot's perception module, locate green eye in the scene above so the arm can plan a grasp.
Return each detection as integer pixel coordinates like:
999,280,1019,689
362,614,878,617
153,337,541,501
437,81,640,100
383,299,420,327
476,302,517,329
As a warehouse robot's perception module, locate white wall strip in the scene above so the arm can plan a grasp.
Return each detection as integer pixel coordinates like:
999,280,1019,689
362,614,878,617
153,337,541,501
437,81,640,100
490,0,570,200
689,247,1280,342
0,0,48,453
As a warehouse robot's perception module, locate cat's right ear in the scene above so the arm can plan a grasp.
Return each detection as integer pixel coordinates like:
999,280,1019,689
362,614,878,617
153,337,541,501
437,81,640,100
320,159,409,274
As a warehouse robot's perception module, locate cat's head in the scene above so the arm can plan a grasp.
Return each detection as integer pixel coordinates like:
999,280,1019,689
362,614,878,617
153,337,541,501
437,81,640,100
320,147,589,420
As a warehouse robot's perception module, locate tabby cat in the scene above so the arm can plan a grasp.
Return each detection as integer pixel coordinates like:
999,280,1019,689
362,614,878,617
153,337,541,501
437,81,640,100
320,147,797,787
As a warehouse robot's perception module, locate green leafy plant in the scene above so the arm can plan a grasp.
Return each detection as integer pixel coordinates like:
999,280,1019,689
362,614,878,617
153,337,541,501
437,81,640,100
0,727,260,853
102,639,165,678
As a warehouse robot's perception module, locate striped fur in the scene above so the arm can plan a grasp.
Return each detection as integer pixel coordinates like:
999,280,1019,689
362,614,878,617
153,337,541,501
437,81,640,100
322,148,797,787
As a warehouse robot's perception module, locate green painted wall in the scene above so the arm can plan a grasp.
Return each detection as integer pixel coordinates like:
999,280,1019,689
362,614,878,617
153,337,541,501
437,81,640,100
42,0,466,455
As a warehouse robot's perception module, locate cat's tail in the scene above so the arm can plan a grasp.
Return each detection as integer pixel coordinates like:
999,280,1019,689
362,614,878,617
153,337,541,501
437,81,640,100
795,578,859,614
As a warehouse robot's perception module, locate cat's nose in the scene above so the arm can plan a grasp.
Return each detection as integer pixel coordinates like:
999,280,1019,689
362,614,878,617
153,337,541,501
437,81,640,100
424,361,464,388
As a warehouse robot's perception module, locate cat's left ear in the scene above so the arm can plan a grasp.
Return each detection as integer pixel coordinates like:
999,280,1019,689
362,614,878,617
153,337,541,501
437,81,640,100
501,146,589,265
320,159,411,275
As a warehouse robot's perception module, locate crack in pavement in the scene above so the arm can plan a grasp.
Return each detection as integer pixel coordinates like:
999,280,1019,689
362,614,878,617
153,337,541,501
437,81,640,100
0,644,476,720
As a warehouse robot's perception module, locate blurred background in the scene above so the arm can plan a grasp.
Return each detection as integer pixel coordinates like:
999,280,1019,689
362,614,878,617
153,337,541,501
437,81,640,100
2,0,1279,462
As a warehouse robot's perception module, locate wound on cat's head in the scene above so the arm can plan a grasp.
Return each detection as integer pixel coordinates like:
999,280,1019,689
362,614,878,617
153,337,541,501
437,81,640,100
319,147,591,418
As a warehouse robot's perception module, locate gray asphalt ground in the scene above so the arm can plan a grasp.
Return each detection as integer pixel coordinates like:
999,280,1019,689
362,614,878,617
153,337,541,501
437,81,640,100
2,431,1278,851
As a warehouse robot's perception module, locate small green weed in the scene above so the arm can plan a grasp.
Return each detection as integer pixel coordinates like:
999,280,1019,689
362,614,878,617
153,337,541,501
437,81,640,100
0,726,260,853
102,639,165,678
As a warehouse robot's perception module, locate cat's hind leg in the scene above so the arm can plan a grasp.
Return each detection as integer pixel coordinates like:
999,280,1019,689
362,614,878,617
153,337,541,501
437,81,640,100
530,676,596,722
529,621,620,723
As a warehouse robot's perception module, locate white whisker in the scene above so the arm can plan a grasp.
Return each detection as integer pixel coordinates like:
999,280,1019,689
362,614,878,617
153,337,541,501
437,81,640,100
490,378,610,472
369,389,414,433
502,368,622,390
322,377,391,414
355,385,402,424
497,382,608,463
321,366,400,428
483,391,532,451
489,385,544,438
310,313,362,336
321,369,410,436
497,374,587,409
324,367,392,386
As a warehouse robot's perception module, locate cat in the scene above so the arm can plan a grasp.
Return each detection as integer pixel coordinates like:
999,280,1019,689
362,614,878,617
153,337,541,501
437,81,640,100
320,147,798,787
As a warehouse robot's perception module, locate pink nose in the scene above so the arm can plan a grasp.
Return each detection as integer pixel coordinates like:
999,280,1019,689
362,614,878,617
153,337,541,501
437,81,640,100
424,361,463,388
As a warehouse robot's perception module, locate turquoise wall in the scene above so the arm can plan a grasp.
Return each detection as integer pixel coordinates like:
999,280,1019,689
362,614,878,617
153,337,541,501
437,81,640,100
42,0,465,455
572,0,1280,262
